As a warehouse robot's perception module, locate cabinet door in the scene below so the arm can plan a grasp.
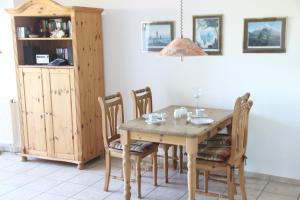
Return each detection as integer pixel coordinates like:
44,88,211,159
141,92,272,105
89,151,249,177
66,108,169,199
18,68,48,156
44,69,76,160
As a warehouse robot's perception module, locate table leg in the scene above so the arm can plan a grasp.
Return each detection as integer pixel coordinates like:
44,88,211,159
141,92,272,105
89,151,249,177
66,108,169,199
186,138,198,200
120,130,131,200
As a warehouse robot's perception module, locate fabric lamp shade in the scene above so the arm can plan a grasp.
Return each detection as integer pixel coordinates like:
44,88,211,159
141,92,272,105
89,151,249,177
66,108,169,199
160,37,207,57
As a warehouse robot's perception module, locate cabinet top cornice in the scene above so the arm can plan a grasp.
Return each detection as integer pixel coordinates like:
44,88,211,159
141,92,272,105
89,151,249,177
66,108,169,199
6,0,103,16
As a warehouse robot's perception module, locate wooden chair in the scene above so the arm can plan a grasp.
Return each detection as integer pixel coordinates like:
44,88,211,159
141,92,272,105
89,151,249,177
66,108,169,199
98,92,158,198
196,93,253,200
131,87,183,183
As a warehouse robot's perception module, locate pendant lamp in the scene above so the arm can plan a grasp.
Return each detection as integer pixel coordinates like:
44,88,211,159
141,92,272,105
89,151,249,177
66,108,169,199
160,0,207,59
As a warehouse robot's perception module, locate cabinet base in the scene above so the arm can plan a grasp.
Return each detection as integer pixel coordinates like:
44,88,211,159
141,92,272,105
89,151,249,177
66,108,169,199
20,153,103,169
77,163,85,170
21,156,28,162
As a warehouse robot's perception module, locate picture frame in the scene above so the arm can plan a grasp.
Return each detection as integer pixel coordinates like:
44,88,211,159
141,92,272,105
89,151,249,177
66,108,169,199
243,17,287,53
141,21,175,52
193,15,223,55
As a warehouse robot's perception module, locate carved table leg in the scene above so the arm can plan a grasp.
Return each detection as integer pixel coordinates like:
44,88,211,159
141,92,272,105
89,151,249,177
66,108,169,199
162,144,170,183
179,145,183,174
120,130,131,200
186,138,198,200
172,145,178,170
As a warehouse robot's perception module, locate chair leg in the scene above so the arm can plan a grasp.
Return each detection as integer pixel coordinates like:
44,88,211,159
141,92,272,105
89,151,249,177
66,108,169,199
120,167,124,179
239,164,247,200
227,166,234,200
152,152,158,186
196,170,200,189
179,145,183,174
172,145,178,170
163,144,169,183
104,152,111,192
136,157,142,199
234,174,238,195
204,171,209,193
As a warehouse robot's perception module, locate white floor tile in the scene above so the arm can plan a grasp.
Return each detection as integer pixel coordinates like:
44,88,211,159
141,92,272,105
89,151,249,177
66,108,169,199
1,174,37,187
92,178,123,192
2,161,39,173
68,172,103,186
145,184,186,200
264,181,300,197
20,177,62,192
0,160,16,170
180,193,218,200
47,182,87,197
31,193,68,200
46,167,80,181
258,192,297,200
0,153,300,200
245,177,268,191
0,188,41,200
73,187,111,200
0,171,16,181
24,163,61,177
0,184,17,196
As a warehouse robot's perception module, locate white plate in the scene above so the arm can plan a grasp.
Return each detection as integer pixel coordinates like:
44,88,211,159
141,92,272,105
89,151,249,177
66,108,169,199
190,118,214,125
145,118,166,125
191,113,208,118
142,113,160,120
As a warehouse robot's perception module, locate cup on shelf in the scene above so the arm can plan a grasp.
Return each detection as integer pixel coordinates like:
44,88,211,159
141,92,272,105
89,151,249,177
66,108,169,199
17,27,30,38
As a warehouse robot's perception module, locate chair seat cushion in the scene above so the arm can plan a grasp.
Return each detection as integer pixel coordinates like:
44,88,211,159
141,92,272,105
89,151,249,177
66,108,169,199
197,145,231,162
109,139,154,153
202,134,231,147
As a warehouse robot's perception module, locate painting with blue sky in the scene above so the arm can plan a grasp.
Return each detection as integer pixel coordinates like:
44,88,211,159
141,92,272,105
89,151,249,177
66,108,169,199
193,15,222,55
248,21,282,48
142,22,174,51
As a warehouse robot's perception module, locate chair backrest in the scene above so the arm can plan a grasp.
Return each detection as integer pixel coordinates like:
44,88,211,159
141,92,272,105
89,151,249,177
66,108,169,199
229,93,253,164
131,87,153,118
98,93,124,150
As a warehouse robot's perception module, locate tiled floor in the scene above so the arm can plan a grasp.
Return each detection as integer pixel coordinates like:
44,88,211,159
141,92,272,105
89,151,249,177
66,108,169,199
0,152,300,200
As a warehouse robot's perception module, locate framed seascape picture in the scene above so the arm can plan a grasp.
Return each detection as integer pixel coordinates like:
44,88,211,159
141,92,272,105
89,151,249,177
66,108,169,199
142,21,175,52
193,15,223,55
243,17,287,53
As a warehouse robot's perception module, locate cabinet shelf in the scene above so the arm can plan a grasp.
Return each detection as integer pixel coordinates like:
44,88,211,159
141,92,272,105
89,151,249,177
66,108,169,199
18,65,74,69
18,37,72,41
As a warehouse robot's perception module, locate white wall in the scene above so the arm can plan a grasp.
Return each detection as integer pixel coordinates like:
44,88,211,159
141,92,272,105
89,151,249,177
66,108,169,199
10,0,300,180
0,0,17,147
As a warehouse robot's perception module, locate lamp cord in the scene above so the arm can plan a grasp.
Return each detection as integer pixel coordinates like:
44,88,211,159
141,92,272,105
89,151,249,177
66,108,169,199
180,0,183,38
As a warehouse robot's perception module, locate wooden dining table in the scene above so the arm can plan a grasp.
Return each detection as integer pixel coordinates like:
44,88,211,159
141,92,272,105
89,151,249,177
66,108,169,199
118,105,233,200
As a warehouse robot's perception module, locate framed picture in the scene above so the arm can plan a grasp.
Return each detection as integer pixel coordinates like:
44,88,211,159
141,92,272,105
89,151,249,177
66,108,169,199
193,15,223,55
142,21,175,52
243,17,287,53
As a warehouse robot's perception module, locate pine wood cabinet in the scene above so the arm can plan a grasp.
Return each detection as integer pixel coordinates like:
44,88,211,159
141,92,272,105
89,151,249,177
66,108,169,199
7,0,105,169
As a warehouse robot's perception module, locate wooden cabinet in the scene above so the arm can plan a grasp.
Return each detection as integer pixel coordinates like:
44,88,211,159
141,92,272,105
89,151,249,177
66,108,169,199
7,0,105,169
